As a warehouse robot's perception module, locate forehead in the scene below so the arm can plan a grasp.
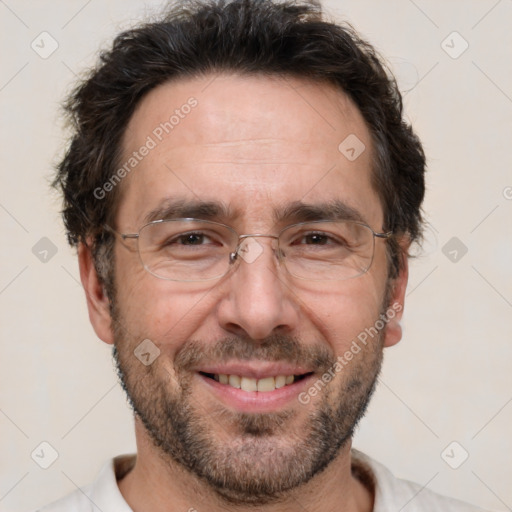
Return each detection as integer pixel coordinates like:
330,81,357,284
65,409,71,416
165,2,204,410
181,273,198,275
116,73,382,230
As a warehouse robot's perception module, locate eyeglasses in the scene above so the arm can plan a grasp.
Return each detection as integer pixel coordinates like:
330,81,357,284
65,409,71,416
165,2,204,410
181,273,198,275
118,218,392,282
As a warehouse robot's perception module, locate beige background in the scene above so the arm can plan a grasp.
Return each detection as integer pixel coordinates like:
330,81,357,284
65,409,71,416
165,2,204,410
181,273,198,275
1,1,511,511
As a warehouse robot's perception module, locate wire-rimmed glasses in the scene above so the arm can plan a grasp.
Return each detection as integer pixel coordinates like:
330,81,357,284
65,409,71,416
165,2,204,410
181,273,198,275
119,217,392,282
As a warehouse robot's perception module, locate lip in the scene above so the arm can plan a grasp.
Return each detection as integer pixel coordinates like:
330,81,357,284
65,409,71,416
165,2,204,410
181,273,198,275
197,370,315,413
196,362,313,380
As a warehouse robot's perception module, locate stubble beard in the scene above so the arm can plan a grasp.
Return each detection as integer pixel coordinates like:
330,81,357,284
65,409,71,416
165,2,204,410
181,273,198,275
111,306,385,506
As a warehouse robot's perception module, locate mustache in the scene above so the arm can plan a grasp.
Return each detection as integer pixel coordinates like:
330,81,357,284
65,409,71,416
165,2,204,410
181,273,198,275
174,334,335,374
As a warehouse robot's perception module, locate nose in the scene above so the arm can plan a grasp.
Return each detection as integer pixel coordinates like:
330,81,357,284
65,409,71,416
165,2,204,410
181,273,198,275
216,236,301,340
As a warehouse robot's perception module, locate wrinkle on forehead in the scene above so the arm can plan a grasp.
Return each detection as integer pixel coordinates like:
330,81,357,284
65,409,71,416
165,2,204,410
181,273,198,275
200,137,287,147
160,138,320,166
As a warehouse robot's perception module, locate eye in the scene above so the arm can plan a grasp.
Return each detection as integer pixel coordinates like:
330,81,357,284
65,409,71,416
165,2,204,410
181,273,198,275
294,232,345,246
300,233,333,245
174,232,212,246
142,222,229,254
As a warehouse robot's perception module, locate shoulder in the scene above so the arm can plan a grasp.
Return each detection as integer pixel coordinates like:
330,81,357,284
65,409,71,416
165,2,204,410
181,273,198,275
31,485,95,512
30,455,136,512
351,449,490,512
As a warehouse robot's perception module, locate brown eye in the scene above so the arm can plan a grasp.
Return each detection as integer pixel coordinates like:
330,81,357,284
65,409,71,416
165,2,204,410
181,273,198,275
302,233,330,245
176,233,208,245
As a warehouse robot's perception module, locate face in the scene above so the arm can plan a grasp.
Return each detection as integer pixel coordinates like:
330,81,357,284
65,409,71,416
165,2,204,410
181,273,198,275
83,73,407,504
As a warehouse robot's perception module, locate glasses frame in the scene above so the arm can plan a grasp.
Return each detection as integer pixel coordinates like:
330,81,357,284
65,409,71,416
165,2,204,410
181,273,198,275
118,217,393,282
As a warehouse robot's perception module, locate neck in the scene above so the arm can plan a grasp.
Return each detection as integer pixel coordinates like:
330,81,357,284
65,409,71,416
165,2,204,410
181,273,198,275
118,419,373,512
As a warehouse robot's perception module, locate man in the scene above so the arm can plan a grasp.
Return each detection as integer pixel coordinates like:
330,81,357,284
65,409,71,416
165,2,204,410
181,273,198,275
40,0,486,510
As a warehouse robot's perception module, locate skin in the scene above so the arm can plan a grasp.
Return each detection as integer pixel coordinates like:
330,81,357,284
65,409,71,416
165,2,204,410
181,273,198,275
79,73,409,512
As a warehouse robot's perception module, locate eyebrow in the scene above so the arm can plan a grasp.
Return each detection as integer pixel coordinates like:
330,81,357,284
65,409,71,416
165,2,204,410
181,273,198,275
142,198,367,227
143,198,238,225
275,200,366,225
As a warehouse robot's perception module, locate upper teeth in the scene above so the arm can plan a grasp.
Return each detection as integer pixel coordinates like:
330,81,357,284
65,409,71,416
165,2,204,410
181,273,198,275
214,374,295,392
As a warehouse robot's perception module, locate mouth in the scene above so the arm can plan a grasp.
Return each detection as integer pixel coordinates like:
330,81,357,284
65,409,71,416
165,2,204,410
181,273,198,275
199,372,312,392
196,365,316,413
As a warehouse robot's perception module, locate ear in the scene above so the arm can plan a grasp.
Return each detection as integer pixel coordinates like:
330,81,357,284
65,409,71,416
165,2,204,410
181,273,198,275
382,249,409,348
78,242,114,345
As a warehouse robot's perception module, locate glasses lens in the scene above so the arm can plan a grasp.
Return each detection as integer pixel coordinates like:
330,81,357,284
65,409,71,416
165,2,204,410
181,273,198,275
279,221,375,281
138,219,236,281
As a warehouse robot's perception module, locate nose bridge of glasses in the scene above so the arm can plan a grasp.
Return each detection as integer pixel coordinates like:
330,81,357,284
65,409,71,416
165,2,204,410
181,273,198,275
238,233,279,242
230,233,280,265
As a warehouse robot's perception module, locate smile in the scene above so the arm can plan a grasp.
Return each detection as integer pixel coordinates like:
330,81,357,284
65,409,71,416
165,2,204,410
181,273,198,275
200,372,311,392
197,365,315,413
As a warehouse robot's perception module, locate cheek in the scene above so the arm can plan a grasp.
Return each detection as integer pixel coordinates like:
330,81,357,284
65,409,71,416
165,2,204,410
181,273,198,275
297,272,387,354
113,243,180,339
114,266,216,352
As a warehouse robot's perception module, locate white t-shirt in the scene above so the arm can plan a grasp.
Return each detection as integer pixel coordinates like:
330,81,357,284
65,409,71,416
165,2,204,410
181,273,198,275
34,450,489,511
